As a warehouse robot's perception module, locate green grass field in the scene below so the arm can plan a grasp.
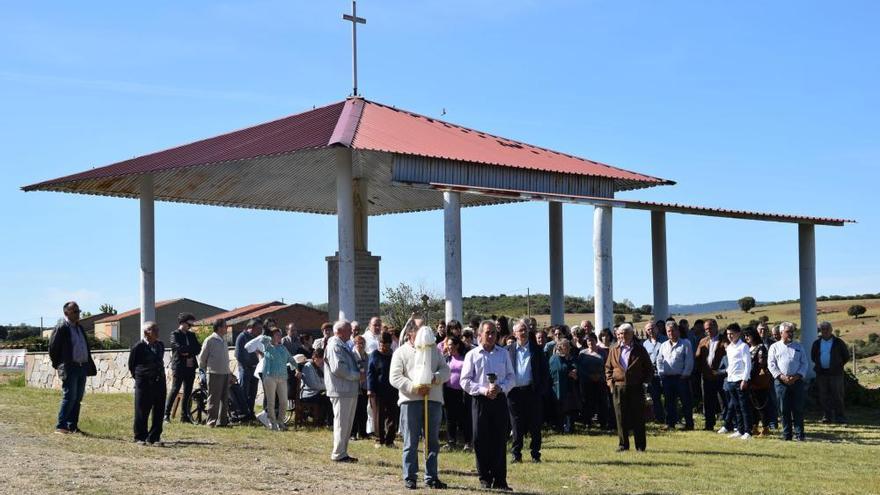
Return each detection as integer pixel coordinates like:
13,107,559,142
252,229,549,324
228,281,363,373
1,373,879,494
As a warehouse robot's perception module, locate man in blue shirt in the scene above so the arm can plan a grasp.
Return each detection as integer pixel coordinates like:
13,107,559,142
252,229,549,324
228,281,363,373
810,321,849,424
461,320,516,491
506,320,549,464
768,322,810,441
657,321,694,430
641,321,665,424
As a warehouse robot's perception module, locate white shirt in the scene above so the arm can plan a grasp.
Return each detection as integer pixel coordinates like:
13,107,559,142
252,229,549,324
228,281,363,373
725,339,752,383
708,335,720,366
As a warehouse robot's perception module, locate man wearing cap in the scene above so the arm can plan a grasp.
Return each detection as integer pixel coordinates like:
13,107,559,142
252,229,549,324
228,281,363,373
129,321,167,445
164,313,202,423
235,318,262,420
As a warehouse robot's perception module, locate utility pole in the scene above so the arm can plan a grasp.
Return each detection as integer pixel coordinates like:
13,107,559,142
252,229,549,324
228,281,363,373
526,288,531,318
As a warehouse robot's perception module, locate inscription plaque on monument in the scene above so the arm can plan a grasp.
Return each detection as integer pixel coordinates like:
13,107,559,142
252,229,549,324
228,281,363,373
327,250,381,323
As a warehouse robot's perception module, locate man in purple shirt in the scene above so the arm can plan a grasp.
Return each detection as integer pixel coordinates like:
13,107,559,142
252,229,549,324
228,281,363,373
461,320,516,491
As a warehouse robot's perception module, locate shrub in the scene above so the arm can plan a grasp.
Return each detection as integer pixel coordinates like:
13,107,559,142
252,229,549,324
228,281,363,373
738,296,756,313
848,305,867,319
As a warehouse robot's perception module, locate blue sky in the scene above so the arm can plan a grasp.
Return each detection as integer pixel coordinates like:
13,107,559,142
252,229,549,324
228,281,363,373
2,1,878,325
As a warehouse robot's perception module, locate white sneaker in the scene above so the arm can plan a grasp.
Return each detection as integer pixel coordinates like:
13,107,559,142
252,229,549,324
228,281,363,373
740,433,752,440
717,427,729,434
728,431,742,439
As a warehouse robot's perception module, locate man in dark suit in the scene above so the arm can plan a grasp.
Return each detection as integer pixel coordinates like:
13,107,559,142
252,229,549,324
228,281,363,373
506,319,550,463
694,319,730,432
128,321,167,446
605,323,653,452
49,301,97,434
164,313,202,423
811,321,850,424
235,318,262,420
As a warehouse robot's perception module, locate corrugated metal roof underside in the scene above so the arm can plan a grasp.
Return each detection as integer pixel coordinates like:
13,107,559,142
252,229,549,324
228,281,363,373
31,149,518,215
423,183,855,226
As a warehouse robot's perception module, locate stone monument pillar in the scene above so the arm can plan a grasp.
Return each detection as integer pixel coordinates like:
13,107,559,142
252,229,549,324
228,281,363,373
327,250,381,324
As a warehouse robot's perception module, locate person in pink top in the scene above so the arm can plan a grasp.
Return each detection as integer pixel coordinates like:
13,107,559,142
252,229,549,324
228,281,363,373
442,334,472,451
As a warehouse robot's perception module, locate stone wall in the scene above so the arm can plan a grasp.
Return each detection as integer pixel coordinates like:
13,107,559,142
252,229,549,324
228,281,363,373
25,348,244,394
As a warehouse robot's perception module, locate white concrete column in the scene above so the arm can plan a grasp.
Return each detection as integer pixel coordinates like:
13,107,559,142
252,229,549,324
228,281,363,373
799,223,818,379
443,191,463,323
336,150,356,322
139,175,156,325
549,202,564,325
593,206,613,331
651,211,669,321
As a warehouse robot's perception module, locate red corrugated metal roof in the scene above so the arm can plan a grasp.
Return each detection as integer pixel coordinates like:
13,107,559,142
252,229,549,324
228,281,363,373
23,97,671,192
94,298,185,323
226,303,327,325
24,101,346,190
194,301,284,325
353,100,670,184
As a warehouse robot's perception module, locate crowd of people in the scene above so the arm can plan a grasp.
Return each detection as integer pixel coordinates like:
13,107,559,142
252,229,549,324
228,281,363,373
47,300,852,490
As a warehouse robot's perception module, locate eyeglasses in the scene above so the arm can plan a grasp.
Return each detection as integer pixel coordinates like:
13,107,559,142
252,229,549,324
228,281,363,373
484,330,497,336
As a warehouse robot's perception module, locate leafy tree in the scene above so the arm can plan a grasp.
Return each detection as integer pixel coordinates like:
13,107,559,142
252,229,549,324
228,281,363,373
868,333,879,344
380,282,443,332
0,327,7,339
99,304,117,315
613,314,626,326
639,304,653,316
848,305,867,319
737,296,756,313
632,311,643,323
80,311,92,319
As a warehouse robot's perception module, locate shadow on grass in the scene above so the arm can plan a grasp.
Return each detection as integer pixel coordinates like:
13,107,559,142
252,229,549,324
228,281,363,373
551,459,692,467
651,448,782,458
804,431,880,446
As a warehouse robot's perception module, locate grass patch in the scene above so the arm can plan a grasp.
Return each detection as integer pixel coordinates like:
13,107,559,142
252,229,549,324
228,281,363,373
1,383,879,494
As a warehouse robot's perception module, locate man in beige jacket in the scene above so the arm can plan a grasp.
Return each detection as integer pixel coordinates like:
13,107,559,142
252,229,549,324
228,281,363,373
198,319,231,427
390,318,451,490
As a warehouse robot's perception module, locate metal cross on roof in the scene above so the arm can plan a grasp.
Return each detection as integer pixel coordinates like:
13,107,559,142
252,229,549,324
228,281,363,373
342,0,366,96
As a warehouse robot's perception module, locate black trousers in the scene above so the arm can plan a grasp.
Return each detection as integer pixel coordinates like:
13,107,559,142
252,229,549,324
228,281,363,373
611,383,646,451
164,369,196,419
508,386,542,460
443,386,471,445
353,392,368,438
134,377,166,443
702,377,726,429
473,394,509,487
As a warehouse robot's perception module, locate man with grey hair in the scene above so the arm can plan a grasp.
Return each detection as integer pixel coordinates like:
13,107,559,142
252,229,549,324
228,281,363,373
768,322,810,441
811,321,849,424
128,321,167,446
198,319,232,427
657,320,694,430
506,319,549,463
390,320,451,489
324,320,363,462
605,323,653,451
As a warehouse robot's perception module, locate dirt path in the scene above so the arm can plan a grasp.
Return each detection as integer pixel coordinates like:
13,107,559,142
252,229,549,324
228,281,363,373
0,420,475,495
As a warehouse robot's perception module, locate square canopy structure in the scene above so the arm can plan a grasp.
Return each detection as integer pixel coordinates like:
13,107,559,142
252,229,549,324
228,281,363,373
23,96,852,368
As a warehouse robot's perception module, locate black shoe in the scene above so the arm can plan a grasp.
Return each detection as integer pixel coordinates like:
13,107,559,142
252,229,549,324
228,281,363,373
427,479,447,489
682,425,694,431
636,447,646,452
163,415,171,423
404,479,417,490
616,445,629,452
334,456,358,463
493,484,513,491
511,456,522,463
820,417,832,424
480,481,492,489
531,457,542,463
